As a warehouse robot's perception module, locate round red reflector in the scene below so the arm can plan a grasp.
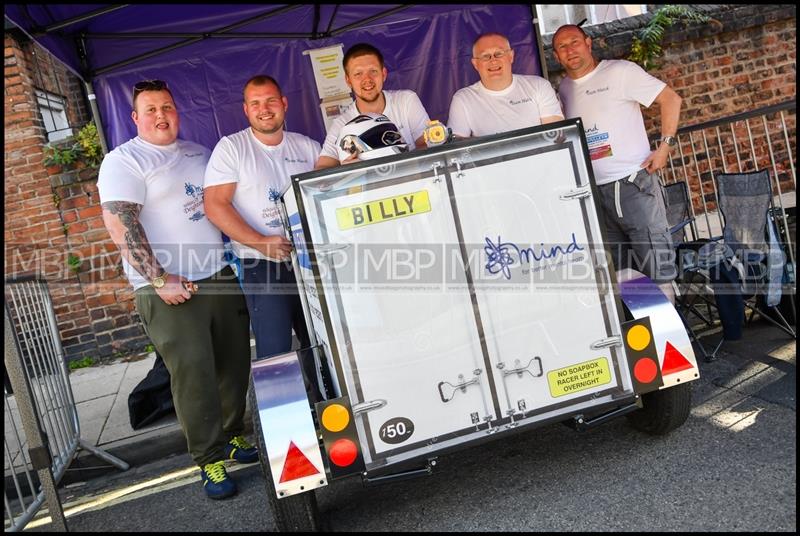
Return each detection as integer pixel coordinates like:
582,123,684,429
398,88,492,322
328,438,358,467
634,357,658,383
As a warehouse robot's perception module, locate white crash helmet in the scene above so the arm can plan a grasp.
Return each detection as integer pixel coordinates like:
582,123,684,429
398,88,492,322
337,113,408,161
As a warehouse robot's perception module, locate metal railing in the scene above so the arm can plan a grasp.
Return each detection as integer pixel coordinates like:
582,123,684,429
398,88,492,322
657,100,796,279
4,278,129,532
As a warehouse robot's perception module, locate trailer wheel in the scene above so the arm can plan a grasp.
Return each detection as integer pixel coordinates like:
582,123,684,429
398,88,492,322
249,381,321,532
626,382,692,435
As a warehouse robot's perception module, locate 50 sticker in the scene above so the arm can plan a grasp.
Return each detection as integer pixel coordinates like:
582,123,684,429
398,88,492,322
379,417,415,444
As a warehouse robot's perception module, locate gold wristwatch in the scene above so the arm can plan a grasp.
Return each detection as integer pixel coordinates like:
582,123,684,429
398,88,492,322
151,272,167,289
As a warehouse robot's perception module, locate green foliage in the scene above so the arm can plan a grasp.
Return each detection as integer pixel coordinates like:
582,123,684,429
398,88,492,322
143,344,155,353
44,143,79,168
67,253,82,273
43,122,104,169
76,123,103,167
629,5,711,70
69,356,95,370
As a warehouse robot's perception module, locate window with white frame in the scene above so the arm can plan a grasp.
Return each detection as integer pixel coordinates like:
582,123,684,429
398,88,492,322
536,4,648,35
35,89,73,143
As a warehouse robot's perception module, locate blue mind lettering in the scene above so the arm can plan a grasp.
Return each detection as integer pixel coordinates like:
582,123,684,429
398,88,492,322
484,233,585,280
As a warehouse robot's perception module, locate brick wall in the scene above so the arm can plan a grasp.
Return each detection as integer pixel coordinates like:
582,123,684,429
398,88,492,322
4,31,148,361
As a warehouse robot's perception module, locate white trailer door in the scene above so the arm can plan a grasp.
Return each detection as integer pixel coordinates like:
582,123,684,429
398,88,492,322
305,169,497,462
448,126,633,422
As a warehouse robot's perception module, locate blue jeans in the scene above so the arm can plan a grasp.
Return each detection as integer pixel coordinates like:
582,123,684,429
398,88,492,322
240,259,321,399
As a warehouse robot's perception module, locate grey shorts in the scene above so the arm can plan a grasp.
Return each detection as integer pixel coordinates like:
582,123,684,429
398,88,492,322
596,169,677,283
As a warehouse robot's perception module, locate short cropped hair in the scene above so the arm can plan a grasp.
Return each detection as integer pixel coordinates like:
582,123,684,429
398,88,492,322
132,80,174,110
243,75,283,100
343,43,384,72
552,24,589,44
471,32,511,57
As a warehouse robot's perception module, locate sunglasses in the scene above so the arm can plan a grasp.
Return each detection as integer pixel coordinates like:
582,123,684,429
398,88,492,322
133,79,168,101
134,79,167,91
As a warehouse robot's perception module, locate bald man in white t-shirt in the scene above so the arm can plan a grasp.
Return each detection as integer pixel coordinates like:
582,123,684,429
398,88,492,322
448,32,564,139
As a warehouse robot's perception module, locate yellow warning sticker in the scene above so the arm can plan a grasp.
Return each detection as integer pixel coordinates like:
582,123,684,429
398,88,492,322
547,357,612,398
336,191,431,230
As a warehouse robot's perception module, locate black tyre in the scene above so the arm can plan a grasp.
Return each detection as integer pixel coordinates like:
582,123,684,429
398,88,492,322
626,382,692,435
249,381,321,532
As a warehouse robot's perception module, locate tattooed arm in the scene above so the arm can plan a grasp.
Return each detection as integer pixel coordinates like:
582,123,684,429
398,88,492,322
102,201,192,305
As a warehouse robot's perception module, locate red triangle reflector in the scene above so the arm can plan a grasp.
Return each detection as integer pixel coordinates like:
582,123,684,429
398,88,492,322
279,441,320,483
661,341,694,375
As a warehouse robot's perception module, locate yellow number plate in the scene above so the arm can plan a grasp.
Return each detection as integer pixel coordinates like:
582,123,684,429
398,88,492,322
336,190,431,230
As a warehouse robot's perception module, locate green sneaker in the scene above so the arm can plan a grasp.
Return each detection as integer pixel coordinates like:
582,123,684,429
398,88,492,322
200,460,237,500
224,435,259,464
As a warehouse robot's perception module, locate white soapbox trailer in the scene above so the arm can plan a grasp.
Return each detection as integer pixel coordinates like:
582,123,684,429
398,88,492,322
249,119,699,531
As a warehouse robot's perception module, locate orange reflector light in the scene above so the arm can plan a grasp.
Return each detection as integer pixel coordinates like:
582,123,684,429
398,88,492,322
321,403,350,432
328,438,358,467
633,357,658,384
279,441,321,483
626,324,651,351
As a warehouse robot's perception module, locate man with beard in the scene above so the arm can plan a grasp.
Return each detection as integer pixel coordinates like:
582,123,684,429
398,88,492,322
204,75,322,398
315,42,431,168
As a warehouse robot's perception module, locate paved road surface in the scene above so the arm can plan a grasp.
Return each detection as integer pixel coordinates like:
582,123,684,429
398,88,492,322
26,322,795,532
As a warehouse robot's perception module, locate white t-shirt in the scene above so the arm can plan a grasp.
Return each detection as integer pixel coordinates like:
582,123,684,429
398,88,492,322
558,59,666,184
97,137,225,290
319,89,430,160
447,74,563,138
204,128,320,260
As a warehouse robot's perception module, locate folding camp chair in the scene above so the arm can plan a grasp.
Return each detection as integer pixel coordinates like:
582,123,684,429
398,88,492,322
693,170,795,360
663,182,716,348
664,180,698,245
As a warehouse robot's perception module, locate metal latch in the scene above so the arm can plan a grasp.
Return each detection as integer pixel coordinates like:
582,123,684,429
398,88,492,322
432,162,443,183
559,186,592,201
497,357,543,379
437,369,482,402
590,336,622,350
352,399,387,415
451,158,465,178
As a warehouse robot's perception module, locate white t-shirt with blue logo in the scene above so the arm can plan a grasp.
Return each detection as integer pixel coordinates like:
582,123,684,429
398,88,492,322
97,137,225,290
558,59,666,184
319,89,430,161
204,128,320,261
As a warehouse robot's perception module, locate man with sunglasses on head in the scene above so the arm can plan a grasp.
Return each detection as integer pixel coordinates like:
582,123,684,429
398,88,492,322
98,80,254,500
315,42,431,168
448,32,564,139
203,76,322,401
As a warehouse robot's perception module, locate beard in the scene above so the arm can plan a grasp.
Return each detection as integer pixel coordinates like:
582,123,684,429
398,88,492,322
251,120,285,135
356,89,382,103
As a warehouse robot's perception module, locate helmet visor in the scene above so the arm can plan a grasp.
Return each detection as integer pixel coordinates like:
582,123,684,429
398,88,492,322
360,123,405,150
